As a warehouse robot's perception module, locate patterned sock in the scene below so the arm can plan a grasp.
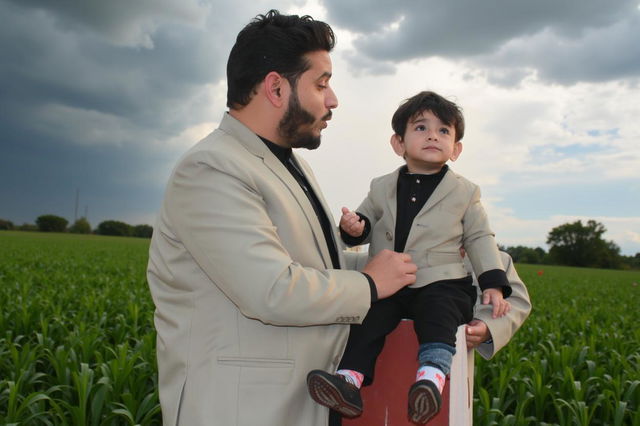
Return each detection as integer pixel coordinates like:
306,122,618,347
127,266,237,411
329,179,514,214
337,369,364,389
416,365,446,394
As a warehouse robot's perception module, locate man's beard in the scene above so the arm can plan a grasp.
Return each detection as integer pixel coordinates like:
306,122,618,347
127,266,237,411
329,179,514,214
278,89,331,150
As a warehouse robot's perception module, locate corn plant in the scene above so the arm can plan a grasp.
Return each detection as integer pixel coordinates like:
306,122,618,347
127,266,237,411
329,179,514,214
1,231,639,424
474,263,640,425
0,232,159,425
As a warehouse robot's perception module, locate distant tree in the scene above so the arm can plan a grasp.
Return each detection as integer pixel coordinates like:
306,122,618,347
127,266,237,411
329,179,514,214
546,220,621,268
504,245,547,264
97,220,132,236
623,253,640,269
132,224,153,238
36,214,68,232
18,223,38,232
529,247,548,264
598,240,622,269
0,219,14,230
69,217,92,234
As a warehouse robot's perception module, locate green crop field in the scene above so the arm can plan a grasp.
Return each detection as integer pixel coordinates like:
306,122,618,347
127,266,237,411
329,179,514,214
1,231,639,425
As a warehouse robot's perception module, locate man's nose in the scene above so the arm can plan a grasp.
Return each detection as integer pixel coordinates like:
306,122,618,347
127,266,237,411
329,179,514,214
326,86,338,109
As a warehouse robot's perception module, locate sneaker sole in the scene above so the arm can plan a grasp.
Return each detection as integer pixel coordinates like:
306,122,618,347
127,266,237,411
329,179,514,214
307,373,362,418
408,382,440,424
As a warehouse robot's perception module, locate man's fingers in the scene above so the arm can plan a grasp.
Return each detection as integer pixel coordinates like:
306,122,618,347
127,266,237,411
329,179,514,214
391,252,416,283
465,324,481,349
363,250,418,299
403,261,417,275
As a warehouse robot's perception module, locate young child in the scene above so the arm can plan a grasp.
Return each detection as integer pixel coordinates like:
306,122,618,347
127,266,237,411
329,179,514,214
307,91,512,424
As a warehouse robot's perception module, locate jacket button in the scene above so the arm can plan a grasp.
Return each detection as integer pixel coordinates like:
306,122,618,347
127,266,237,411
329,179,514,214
385,231,393,241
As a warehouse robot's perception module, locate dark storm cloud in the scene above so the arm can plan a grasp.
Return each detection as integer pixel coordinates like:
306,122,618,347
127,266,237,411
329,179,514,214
0,0,298,225
1,118,166,226
0,0,225,147
483,13,640,85
4,0,207,48
322,0,640,84
0,0,303,149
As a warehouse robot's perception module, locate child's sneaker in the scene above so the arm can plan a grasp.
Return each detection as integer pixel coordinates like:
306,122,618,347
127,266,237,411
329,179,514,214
306,370,363,418
407,379,442,424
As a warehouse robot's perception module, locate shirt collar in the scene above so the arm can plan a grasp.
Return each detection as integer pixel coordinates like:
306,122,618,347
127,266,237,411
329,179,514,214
399,164,449,179
259,136,292,164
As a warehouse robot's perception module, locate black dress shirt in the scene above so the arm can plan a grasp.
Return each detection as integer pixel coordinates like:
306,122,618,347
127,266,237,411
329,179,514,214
260,137,379,301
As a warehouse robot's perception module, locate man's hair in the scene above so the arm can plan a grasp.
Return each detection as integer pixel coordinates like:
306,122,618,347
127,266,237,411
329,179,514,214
226,10,336,109
391,91,465,142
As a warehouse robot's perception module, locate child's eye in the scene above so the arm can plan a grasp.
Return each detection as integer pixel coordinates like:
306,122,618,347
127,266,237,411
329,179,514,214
416,125,426,131
439,128,450,134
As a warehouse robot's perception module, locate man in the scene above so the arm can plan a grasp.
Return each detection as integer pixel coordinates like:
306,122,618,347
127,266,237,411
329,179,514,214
147,10,416,426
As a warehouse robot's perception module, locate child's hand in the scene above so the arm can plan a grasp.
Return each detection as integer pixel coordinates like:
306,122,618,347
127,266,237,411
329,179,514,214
482,288,511,319
340,207,365,237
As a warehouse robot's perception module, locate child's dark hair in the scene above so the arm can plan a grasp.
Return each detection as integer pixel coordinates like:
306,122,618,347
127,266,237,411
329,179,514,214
226,10,336,109
391,91,465,141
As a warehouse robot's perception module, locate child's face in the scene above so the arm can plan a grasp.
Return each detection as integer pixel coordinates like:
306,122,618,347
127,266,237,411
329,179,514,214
391,109,462,174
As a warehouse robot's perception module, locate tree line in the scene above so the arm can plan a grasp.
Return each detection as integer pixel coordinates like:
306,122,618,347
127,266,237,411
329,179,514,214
0,215,153,238
1,216,638,269
501,219,639,270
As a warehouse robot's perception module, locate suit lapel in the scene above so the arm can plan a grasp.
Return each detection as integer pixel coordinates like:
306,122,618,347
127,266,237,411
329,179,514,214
384,168,401,227
416,170,458,218
219,114,335,269
404,169,458,248
416,168,458,219
289,153,338,268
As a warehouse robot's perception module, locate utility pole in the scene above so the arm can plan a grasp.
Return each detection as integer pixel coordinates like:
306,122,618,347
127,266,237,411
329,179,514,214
74,188,79,222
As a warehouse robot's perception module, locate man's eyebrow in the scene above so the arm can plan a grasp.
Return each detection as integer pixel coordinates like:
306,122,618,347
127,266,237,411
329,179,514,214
316,71,332,80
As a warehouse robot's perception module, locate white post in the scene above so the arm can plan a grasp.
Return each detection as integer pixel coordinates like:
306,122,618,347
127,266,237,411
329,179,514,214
448,325,474,425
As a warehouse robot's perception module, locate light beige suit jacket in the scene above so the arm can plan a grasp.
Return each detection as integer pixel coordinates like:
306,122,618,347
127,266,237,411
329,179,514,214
147,113,371,426
356,166,505,288
468,252,532,359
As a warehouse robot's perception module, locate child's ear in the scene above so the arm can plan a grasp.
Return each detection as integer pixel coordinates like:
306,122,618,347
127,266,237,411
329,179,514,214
390,134,405,157
450,141,463,161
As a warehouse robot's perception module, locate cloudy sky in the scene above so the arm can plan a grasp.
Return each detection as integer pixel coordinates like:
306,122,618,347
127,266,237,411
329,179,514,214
1,0,639,255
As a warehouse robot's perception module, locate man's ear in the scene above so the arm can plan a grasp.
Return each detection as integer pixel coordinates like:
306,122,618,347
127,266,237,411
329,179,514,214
450,141,463,161
264,71,288,107
390,134,406,158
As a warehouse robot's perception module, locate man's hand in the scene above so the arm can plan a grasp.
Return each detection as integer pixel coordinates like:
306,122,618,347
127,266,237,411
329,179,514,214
482,288,511,319
465,319,491,350
362,249,416,299
339,207,365,237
